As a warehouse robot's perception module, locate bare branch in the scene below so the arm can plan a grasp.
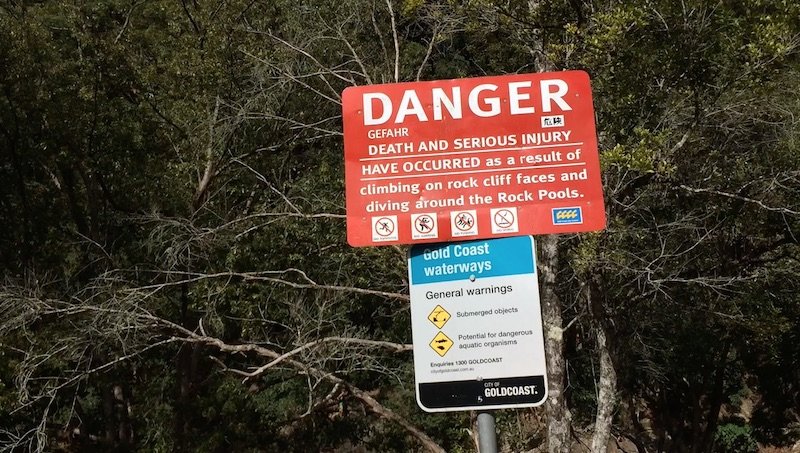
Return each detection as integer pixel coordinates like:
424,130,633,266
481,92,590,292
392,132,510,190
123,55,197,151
11,338,179,414
258,30,353,86
385,0,400,82
370,3,392,79
193,96,221,211
416,29,437,82
242,336,412,381
332,19,373,85
117,270,409,302
679,184,799,216
232,158,303,214
178,331,441,453
241,37,346,105
243,110,343,137
114,1,144,44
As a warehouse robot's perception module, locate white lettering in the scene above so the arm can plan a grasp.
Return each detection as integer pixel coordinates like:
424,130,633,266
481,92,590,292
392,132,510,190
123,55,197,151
367,128,409,139
360,78,575,125
431,87,462,120
484,385,537,398
540,79,571,112
468,84,500,117
453,242,490,257
363,93,392,126
508,81,535,114
395,90,428,123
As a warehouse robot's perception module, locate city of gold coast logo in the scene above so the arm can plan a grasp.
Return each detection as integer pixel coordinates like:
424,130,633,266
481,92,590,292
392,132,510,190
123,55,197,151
552,207,583,225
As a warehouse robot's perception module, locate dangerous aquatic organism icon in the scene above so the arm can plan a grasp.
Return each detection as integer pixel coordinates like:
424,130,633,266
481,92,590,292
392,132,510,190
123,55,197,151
429,331,454,357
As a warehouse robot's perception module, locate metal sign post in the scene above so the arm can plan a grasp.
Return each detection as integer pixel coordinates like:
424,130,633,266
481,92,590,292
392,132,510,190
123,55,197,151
477,411,498,453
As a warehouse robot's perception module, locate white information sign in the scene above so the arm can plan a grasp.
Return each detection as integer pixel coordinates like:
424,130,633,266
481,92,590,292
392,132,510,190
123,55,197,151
408,236,548,412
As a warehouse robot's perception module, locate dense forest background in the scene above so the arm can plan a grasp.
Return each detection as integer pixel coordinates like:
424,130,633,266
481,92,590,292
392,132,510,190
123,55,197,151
1,0,799,452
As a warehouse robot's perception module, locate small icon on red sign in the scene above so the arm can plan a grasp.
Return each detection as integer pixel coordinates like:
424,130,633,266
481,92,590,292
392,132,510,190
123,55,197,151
491,207,519,234
450,210,478,237
372,215,398,242
415,215,434,233
541,115,565,128
454,212,474,231
411,213,438,240
376,218,395,236
494,210,514,228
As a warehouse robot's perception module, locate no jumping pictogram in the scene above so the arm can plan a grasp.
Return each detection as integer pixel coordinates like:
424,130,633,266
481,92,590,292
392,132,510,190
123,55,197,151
454,212,475,232
450,210,478,237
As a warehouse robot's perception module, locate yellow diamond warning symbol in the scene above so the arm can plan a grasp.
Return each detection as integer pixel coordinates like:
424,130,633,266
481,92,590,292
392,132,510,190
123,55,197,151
428,305,451,329
429,331,454,357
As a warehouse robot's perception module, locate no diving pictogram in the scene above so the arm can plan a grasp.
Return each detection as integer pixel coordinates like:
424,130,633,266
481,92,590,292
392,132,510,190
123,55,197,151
490,207,519,234
415,214,435,234
494,209,515,228
453,212,475,232
375,217,395,237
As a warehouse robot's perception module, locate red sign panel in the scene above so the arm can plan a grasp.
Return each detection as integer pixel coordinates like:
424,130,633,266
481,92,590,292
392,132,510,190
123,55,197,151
342,71,605,247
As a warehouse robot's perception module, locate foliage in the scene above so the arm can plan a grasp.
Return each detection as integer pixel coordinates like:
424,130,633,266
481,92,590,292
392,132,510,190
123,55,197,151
714,423,758,453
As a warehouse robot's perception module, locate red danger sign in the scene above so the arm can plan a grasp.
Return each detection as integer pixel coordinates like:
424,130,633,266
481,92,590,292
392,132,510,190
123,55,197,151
342,71,605,247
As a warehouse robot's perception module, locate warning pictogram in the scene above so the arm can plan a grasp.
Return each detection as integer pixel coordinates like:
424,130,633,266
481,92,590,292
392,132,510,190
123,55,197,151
454,212,474,231
375,217,395,236
429,331,454,357
411,213,438,240
494,209,514,227
491,207,519,234
450,210,478,237
372,215,398,242
428,305,451,329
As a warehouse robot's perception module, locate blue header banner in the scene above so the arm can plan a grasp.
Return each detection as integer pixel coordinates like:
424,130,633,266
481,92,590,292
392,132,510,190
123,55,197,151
409,236,536,285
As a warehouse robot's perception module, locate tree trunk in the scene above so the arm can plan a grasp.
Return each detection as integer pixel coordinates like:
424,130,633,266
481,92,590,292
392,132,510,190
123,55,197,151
528,0,567,446
103,384,117,446
689,361,713,452
539,234,571,453
700,341,731,453
591,324,617,453
588,279,618,453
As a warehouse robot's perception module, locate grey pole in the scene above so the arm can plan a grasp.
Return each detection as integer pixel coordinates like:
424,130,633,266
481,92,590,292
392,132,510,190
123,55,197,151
477,411,498,453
